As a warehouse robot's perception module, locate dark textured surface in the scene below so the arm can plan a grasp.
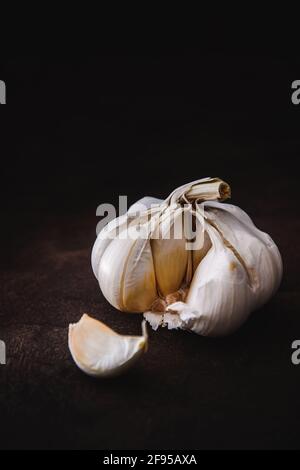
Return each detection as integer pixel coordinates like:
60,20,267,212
0,52,300,449
0,193,299,450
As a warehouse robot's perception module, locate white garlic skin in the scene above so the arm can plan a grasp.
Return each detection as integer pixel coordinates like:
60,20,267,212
92,198,161,313
155,202,282,336
92,182,282,336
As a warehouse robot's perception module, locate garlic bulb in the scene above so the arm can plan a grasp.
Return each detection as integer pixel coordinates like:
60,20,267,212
92,178,282,336
69,314,147,377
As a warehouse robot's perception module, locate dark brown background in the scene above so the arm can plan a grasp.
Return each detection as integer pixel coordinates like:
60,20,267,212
0,51,300,449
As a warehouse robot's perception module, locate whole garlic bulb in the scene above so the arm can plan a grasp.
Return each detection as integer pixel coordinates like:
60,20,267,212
92,178,282,336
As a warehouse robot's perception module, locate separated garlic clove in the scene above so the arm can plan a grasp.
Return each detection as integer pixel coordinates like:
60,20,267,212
68,314,148,377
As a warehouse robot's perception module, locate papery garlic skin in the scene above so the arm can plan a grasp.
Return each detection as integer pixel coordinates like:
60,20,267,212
145,202,282,336
92,200,160,312
92,178,283,336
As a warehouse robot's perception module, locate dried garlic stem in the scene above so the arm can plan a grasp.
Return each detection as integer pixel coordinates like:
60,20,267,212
184,178,231,203
166,177,231,206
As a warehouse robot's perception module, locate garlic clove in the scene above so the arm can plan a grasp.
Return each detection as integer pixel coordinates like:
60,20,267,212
121,238,157,312
92,196,163,280
188,213,212,273
192,230,212,273
183,224,253,335
98,236,157,312
93,196,163,313
68,314,148,377
151,208,188,297
91,214,129,279
98,236,134,311
204,201,283,305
